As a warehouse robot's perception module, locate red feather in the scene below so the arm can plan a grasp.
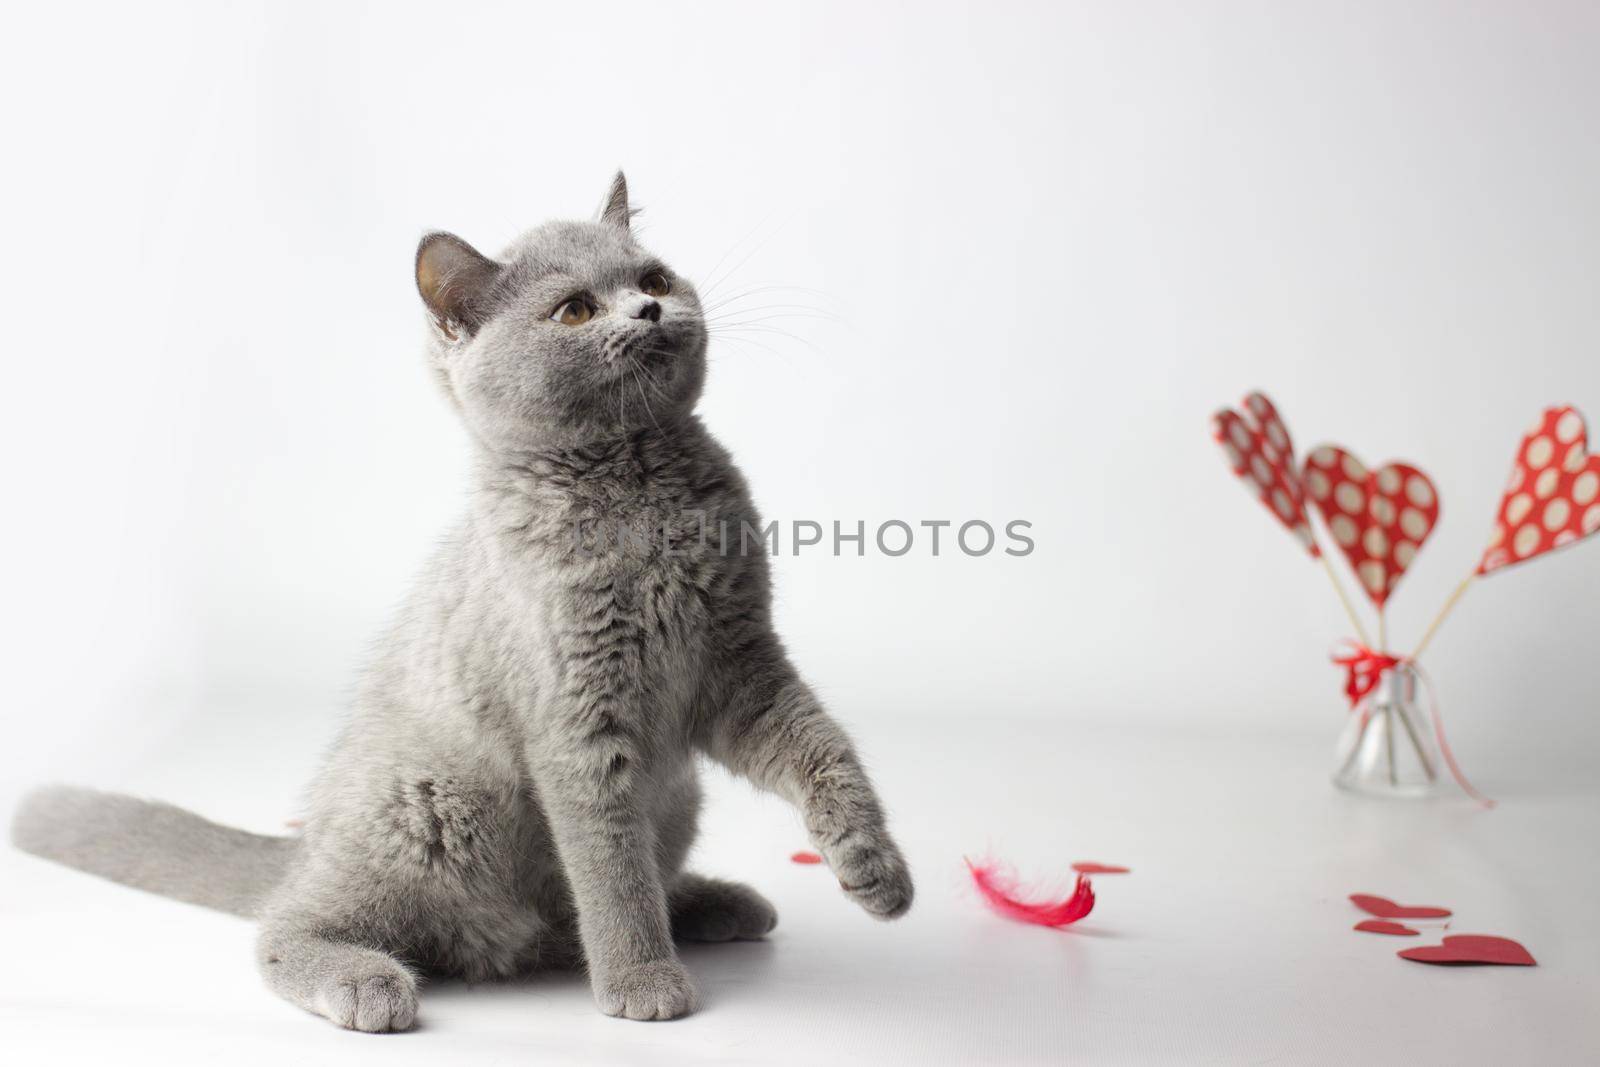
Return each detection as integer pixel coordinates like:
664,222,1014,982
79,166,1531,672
965,858,1096,927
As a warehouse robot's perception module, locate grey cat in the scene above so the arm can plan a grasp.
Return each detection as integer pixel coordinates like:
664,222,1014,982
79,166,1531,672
11,173,913,1031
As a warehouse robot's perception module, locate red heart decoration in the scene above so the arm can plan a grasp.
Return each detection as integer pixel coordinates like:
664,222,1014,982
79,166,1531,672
790,850,823,865
1354,919,1420,936
1212,392,1318,557
1071,862,1130,875
1478,406,1600,575
1349,893,1452,920
1304,448,1439,606
1399,934,1536,967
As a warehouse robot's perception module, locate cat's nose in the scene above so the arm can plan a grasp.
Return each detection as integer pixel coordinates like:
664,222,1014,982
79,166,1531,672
631,298,662,323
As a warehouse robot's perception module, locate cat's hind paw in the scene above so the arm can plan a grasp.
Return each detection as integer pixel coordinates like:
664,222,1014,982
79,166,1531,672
316,967,419,1033
670,874,778,941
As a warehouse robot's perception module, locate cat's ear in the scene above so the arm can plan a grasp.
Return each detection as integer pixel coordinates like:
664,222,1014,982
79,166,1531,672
599,170,633,232
415,232,501,339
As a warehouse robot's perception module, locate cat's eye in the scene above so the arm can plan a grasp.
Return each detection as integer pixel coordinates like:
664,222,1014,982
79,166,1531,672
640,270,671,298
551,297,594,326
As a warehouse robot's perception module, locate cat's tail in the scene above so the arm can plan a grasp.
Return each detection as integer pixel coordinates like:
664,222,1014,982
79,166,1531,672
10,785,298,918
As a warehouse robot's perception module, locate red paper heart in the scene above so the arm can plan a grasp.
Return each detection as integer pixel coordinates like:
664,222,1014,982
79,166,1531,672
1399,935,1536,966
1212,392,1318,557
1355,919,1420,936
1071,862,1130,875
1350,893,1452,920
1304,448,1439,606
1478,406,1600,574
790,850,823,865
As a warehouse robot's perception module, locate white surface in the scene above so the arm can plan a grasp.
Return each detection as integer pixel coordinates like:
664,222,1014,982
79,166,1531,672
5,3,1600,1062
3,1,1600,790
3,711,1597,1065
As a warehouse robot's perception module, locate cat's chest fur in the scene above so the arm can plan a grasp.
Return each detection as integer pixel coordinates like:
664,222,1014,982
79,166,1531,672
474,422,754,721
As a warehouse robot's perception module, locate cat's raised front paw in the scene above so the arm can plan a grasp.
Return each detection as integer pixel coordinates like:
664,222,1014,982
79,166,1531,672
595,958,698,1021
829,834,914,920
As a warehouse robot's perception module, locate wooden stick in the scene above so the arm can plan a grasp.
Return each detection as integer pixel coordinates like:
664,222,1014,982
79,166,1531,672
1377,608,1387,653
1319,553,1371,646
1384,705,1398,786
1410,574,1475,661
1393,692,1436,782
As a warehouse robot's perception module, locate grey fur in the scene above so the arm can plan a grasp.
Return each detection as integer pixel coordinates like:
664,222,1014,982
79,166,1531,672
11,173,913,1031
11,785,297,917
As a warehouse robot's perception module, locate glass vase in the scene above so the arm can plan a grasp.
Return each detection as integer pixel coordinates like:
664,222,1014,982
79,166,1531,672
1332,663,1440,798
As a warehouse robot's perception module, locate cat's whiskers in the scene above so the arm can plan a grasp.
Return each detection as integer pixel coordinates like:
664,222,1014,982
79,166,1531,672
694,210,792,300
700,292,839,326
704,320,820,359
699,290,839,361
699,284,836,317
702,313,837,334
624,357,666,434
706,320,817,339
615,363,628,431
702,331,788,361
628,352,674,402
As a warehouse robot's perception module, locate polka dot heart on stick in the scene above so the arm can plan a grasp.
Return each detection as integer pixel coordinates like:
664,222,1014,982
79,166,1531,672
1211,392,1318,557
1479,406,1600,575
1303,447,1439,607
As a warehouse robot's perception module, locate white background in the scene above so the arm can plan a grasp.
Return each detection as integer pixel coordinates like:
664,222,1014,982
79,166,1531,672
3,2,1599,1063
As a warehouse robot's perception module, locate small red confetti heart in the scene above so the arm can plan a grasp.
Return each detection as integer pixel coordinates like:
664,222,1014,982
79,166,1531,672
1350,894,1452,920
1071,862,1130,874
790,850,823,865
1355,919,1419,936
1399,935,1536,967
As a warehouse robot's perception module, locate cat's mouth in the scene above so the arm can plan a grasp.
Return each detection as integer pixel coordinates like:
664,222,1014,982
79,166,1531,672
605,335,677,380
630,345,676,373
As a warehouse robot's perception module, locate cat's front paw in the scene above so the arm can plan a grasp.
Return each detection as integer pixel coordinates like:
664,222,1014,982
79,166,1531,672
594,958,698,1021
828,833,914,920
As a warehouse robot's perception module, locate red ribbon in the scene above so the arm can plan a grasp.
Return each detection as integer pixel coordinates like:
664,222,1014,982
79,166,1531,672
1330,641,1494,809
1331,642,1400,709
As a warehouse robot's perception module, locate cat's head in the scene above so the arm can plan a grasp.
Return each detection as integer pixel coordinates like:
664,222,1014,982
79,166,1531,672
415,173,707,452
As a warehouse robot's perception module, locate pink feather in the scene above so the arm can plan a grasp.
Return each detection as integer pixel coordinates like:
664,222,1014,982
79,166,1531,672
966,857,1096,927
